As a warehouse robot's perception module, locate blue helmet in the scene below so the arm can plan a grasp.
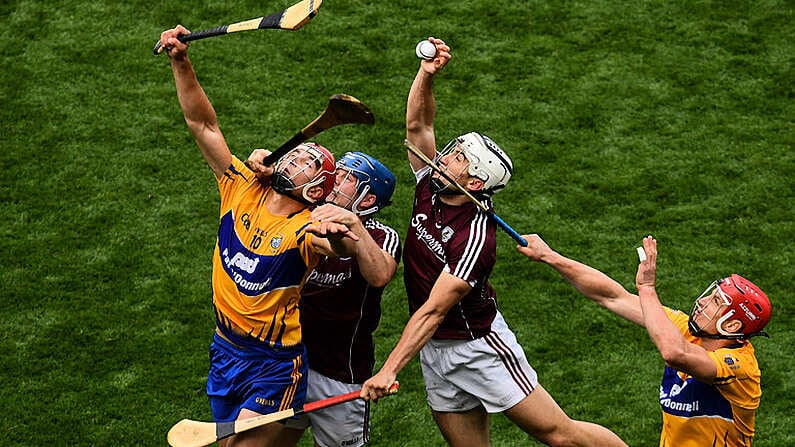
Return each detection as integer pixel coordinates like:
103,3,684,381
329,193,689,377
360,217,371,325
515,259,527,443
335,152,396,216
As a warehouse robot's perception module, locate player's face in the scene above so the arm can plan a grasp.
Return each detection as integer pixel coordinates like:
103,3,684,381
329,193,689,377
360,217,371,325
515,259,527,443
434,144,470,188
691,285,730,332
277,147,322,188
327,168,360,210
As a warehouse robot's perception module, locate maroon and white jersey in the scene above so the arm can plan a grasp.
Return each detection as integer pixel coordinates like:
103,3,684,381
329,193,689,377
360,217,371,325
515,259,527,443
300,218,401,384
404,168,498,340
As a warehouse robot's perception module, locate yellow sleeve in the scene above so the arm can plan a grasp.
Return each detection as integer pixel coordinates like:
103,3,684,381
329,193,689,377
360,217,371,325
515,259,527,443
217,156,255,211
707,345,761,410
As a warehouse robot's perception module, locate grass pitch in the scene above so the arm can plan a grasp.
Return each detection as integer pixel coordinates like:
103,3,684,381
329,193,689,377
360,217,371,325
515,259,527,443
1,1,793,445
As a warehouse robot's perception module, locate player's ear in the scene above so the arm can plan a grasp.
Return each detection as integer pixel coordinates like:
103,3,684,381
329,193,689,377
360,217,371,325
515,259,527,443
722,319,743,334
306,185,325,202
466,178,485,191
358,193,377,210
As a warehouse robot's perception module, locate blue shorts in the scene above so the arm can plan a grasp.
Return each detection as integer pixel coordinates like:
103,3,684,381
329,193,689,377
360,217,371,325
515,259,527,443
207,333,308,422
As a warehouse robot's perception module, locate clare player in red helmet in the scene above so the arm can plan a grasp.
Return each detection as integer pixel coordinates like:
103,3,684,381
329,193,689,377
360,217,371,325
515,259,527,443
158,25,361,447
518,234,772,447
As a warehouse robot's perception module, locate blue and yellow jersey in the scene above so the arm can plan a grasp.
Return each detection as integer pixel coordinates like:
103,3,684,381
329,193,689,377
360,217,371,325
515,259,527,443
211,157,320,350
659,308,761,447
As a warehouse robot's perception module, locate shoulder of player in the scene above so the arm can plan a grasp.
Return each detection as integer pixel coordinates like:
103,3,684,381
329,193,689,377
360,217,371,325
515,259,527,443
711,343,760,382
364,218,398,235
455,209,494,237
222,155,256,180
448,212,496,259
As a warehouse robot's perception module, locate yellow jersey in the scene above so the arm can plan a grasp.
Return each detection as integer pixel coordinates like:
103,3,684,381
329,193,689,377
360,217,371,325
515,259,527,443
659,308,761,447
211,157,320,349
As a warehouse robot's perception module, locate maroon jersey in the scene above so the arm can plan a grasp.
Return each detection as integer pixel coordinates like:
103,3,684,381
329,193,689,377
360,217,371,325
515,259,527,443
404,169,498,340
300,218,401,383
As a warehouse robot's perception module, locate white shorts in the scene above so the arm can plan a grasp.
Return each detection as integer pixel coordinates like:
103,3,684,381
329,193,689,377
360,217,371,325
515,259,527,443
419,312,538,413
284,369,369,447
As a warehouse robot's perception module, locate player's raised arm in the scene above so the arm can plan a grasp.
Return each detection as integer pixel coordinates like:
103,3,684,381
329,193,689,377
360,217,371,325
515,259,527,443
635,236,718,382
517,234,644,325
406,37,451,173
162,25,232,178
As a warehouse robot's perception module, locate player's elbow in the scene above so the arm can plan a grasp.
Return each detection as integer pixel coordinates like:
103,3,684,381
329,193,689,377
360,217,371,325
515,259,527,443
415,301,450,322
367,272,392,288
185,117,219,140
406,117,436,143
406,117,425,134
363,259,397,288
658,344,688,368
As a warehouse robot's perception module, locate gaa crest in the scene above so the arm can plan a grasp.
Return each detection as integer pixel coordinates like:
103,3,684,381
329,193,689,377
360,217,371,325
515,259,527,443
441,226,454,243
270,234,284,250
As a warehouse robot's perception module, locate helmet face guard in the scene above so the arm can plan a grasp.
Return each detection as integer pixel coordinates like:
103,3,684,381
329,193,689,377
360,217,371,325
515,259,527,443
429,141,468,195
272,143,336,205
688,275,771,340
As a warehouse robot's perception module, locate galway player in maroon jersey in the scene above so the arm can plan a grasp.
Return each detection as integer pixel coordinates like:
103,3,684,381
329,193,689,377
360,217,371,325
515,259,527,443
248,150,401,447
360,37,627,447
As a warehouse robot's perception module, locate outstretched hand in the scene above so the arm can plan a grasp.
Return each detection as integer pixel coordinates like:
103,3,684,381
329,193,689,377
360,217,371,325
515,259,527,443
421,37,452,74
515,234,555,261
635,235,658,290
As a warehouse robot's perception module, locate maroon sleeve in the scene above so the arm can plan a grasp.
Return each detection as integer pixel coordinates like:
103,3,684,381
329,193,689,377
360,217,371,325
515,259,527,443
444,209,496,286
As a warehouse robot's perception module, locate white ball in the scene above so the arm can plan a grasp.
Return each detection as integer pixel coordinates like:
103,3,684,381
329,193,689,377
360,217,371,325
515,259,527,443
415,40,437,60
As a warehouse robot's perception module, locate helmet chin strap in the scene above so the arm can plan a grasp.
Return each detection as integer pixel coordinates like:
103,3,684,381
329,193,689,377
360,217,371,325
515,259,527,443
429,177,492,199
429,177,463,196
688,315,769,340
351,185,381,217
272,172,322,207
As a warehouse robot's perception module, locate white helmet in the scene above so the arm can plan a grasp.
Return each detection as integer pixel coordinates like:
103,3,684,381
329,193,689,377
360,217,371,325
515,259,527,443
440,132,513,195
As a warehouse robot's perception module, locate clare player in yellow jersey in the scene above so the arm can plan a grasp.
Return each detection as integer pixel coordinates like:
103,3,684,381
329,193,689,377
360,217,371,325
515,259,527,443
518,234,772,447
159,25,362,447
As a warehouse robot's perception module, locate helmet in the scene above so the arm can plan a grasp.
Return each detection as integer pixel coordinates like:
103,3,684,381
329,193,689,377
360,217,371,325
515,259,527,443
439,132,513,195
334,152,396,216
272,142,336,205
689,274,771,339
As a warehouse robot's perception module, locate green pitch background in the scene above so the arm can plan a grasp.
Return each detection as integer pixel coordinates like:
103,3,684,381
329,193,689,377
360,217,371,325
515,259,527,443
1,1,792,445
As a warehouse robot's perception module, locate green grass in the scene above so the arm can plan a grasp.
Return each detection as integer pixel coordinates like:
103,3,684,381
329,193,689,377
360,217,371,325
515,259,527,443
1,0,793,445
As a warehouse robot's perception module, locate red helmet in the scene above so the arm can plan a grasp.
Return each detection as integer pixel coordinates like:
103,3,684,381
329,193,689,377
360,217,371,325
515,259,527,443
716,274,771,337
302,142,336,199
272,142,336,204
690,274,771,339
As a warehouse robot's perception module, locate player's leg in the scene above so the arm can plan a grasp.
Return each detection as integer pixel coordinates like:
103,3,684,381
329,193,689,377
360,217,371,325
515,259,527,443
503,385,627,447
274,386,311,447
270,425,306,447
420,341,491,447
208,333,309,447
431,406,491,447
433,311,625,447
217,409,293,447
304,369,371,447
